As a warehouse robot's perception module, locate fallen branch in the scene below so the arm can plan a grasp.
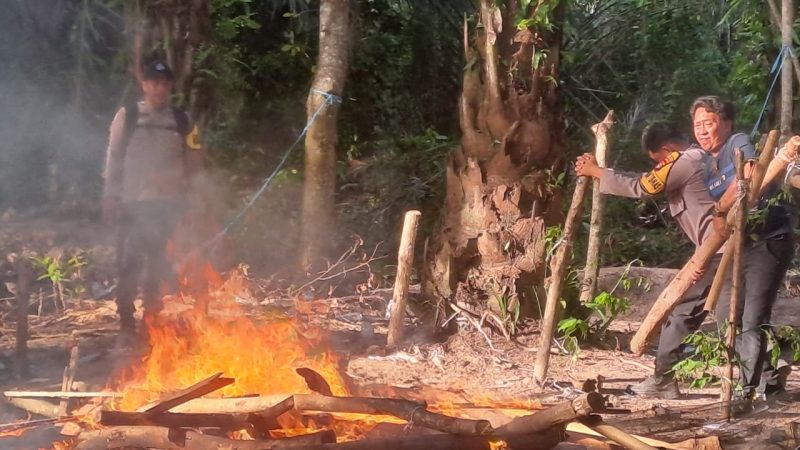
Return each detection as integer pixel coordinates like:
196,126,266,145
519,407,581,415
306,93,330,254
579,415,657,450
3,397,61,418
99,410,253,430
496,392,605,435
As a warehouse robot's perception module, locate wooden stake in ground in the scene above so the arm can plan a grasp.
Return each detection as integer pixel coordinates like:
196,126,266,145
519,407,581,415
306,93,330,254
722,150,748,421
58,333,80,416
629,134,790,356
13,252,31,379
534,113,612,385
780,0,794,140
387,210,421,348
704,131,779,313
580,111,615,304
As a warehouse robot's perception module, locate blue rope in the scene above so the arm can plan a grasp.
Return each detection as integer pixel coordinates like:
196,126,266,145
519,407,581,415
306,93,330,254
751,44,794,137
202,89,342,251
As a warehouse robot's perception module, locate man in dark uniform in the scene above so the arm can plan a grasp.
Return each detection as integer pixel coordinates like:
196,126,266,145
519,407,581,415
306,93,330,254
102,61,203,342
690,96,794,401
576,122,723,399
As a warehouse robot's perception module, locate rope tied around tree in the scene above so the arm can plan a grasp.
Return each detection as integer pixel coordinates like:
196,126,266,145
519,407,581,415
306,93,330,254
751,44,796,137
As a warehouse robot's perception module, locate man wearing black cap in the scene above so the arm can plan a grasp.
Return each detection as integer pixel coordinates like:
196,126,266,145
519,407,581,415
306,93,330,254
102,61,202,344
576,123,725,399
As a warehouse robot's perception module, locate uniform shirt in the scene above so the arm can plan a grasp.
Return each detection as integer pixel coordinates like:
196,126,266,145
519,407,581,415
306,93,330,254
699,133,792,240
103,101,198,204
598,148,715,249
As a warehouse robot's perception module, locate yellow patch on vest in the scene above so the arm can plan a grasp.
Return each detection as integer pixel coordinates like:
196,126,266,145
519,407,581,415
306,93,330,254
639,151,681,195
186,125,202,150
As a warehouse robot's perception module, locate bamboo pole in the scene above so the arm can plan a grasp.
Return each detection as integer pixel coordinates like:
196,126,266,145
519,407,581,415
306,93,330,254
580,111,615,304
722,150,748,421
629,134,794,355
387,210,421,348
534,112,612,384
704,131,780,312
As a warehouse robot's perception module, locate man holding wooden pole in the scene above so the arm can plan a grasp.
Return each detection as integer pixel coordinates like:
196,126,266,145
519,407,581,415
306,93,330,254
690,96,794,402
576,122,723,399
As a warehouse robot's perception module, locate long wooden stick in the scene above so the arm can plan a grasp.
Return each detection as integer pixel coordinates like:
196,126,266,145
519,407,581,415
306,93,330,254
580,111,615,304
629,133,787,355
722,150,748,421
4,391,121,399
534,113,612,384
387,210,421,347
704,130,780,312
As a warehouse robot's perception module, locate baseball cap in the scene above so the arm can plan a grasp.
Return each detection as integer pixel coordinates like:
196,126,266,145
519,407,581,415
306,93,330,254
142,61,173,81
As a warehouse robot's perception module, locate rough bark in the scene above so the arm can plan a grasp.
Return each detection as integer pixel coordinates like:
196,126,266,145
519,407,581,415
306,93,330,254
579,112,615,303
300,0,352,268
780,0,794,140
422,0,565,331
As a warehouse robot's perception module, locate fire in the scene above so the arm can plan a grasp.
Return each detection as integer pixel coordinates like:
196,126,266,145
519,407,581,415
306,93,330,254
111,265,351,429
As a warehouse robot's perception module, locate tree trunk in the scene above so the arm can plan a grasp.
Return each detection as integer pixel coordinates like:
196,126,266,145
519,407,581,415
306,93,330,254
300,0,352,268
422,0,565,332
780,0,794,140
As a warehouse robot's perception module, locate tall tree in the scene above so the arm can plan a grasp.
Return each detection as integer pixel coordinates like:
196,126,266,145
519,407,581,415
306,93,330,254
300,0,352,268
422,0,565,332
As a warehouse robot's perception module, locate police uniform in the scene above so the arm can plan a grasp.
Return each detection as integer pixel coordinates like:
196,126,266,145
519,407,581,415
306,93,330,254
599,147,723,379
700,132,794,396
103,100,202,330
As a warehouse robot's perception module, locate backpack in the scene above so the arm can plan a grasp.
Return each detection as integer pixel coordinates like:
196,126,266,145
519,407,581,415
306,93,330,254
118,101,192,157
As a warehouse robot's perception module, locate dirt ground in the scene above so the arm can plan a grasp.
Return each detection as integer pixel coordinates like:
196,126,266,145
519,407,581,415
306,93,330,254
0,221,798,449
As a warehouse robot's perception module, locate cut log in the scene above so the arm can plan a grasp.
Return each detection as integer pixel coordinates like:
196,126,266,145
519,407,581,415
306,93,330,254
292,395,492,436
75,426,335,450
704,130,779,312
535,113,612,384
566,422,722,450
580,111,615,304
138,372,234,414
579,415,657,450
170,394,290,414
3,397,60,418
629,133,787,355
387,210,421,348
496,392,604,435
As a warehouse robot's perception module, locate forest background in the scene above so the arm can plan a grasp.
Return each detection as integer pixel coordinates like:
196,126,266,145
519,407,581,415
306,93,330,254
0,0,793,284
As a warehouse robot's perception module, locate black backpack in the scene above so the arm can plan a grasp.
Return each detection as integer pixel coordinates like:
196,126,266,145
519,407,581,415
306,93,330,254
118,102,192,156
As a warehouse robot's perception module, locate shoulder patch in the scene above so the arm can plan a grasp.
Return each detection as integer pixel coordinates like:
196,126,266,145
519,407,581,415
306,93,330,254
185,125,202,150
639,151,681,195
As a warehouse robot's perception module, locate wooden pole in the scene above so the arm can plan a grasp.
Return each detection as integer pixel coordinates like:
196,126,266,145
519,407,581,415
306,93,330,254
722,150,748,421
704,131,780,312
496,392,604,435
534,114,610,385
14,252,31,379
580,111,615,304
58,333,80,416
387,210,421,348
781,0,795,140
629,135,791,356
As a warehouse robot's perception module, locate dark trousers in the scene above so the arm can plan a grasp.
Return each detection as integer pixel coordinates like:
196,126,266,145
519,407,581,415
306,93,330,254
116,200,181,327
714,234,793,394
654,254,720,377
